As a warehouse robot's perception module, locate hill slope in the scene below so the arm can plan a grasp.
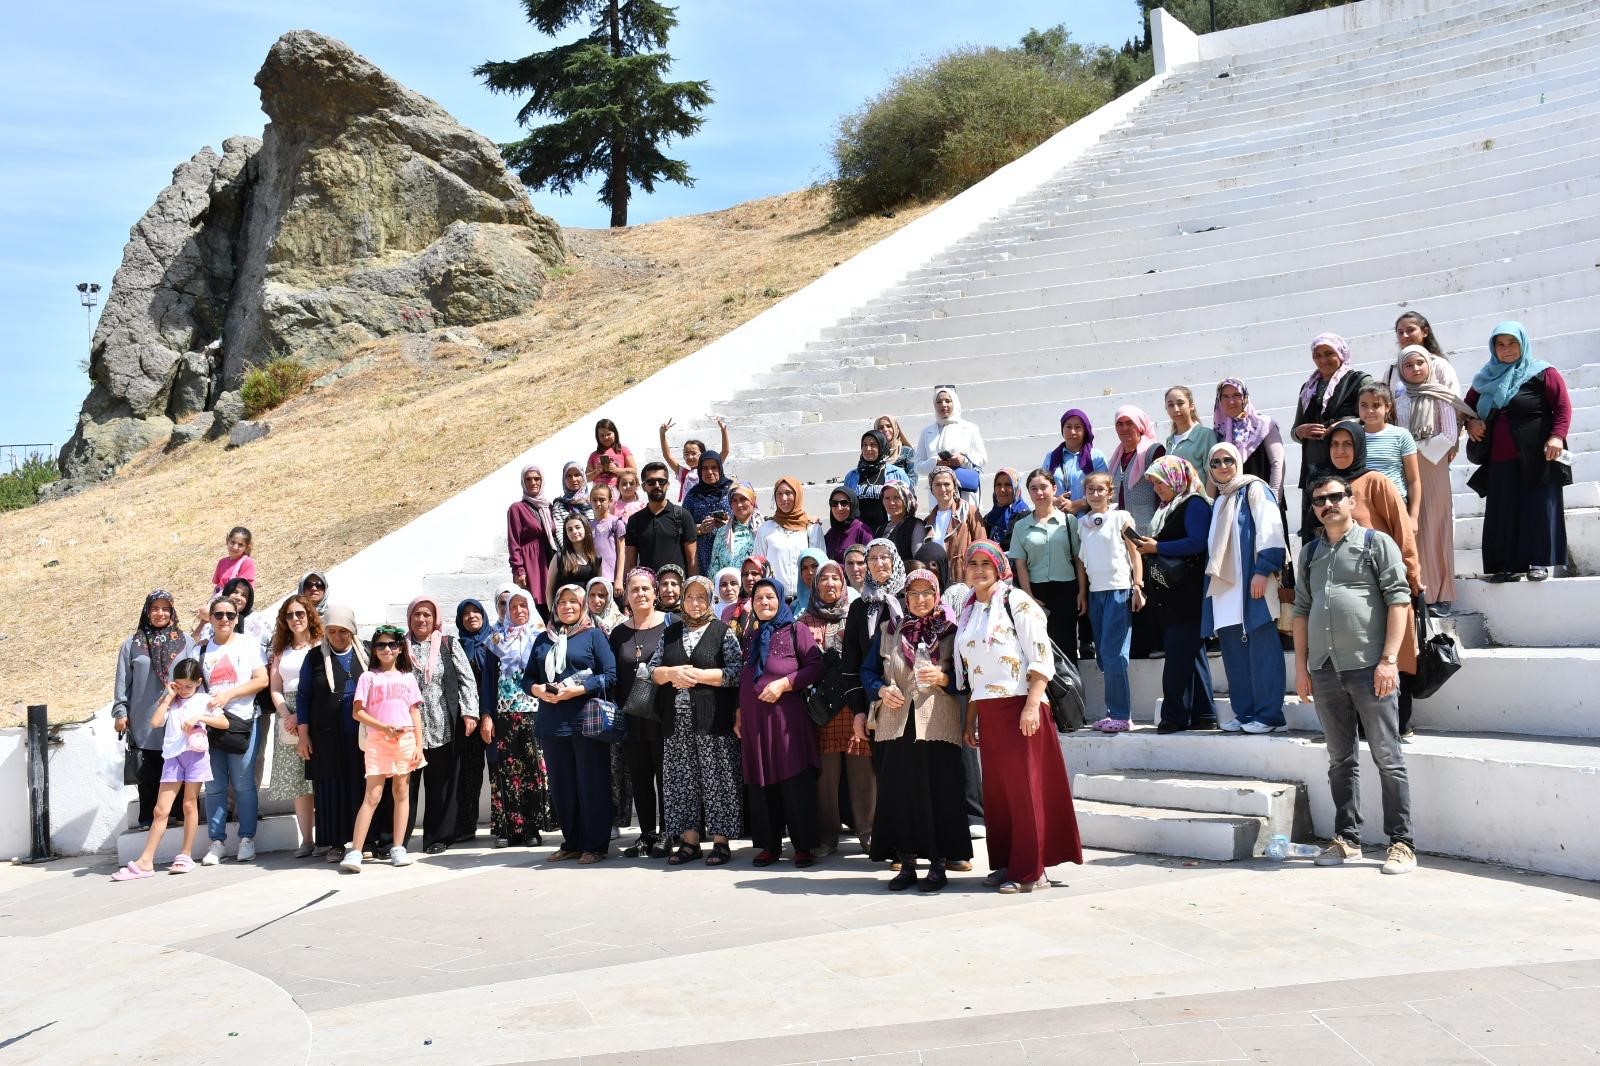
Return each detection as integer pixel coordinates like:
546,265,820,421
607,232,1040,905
0,189,937,723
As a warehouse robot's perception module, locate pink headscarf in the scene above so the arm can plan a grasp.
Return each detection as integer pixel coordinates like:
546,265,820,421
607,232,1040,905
407,596,444,685
1108,405,1160,487
1299,333,1354,411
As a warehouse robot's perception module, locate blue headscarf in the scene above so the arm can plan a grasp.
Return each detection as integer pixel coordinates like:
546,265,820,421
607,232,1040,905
455,599,492,672
747,576,794,675
791,547,829,616
1472,321,1549,419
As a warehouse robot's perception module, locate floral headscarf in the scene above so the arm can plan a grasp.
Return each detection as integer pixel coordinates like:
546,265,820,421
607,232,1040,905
1146,455,1207,536
1213,378,1271,460
896,567,955,667
1301,332,1354,411
136,589,187,685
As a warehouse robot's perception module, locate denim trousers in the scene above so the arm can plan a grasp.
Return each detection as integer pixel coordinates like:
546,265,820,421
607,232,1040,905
1216,621,1286,727
1310,665,1412,846
204,714,261,843
1087,589,1132,720
1159,621,1215,729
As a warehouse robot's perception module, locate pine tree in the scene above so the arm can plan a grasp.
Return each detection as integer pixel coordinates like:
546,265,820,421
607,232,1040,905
477,0,712,228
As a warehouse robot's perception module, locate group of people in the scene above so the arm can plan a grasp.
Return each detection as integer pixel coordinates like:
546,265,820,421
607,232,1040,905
109,314,1571,884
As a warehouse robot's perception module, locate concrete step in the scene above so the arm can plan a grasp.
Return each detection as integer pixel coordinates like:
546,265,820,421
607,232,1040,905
1061,727,1600,879
1072,798,1268,861
1071,769,1306,825
115,814,304,866
1454,574,1600,645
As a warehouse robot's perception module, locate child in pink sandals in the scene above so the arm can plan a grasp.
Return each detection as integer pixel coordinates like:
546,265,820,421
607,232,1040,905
113,660,229,880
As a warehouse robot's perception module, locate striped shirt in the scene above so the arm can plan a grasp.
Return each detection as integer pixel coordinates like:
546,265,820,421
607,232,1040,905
1363,425,1417,501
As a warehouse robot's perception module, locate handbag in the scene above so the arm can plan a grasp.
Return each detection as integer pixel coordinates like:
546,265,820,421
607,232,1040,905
1410,595,1462,699
580,694,628,742
1002,591,1085,732
954,466,982,493
619,664,659,721
122,734,141,785
802,682,837,727
208,711,253,755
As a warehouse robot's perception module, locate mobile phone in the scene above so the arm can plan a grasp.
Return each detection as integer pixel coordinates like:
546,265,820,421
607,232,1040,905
543,683,560,697
712,510,729,521
938,450,953,460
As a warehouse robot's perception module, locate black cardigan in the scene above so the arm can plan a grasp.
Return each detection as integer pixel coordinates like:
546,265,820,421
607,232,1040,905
654,618,739,736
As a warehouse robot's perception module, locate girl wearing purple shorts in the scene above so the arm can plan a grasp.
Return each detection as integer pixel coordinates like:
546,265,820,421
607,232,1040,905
113,660,230,879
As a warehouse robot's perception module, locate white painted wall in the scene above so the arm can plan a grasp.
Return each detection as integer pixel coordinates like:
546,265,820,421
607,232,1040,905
0,715,128,858
1153,7,1200,74
1194,0,1474,62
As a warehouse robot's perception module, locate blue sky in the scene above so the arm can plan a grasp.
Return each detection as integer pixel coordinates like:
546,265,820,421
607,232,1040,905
0,1,1141,450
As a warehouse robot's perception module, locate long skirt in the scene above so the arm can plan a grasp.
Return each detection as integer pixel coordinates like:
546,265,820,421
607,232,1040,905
490,710,554,843
747,769,820,853
868,712,972,863
455,732,488,840
662,698,743,839
1483,461,1567,574
1415,452,1457,604
974,695,1083,883
310,732,361,850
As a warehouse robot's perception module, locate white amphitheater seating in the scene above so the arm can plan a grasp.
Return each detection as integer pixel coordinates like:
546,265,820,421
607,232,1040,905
146,0,1595,876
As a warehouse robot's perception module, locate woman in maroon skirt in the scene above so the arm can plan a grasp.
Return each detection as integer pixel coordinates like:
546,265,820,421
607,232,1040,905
953,541,1083,893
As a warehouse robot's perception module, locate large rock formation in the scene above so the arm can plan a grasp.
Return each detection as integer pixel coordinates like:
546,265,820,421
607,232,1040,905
59,29,564,486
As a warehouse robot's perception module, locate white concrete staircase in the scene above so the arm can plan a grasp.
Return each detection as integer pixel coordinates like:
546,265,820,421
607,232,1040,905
1072,770,1310,861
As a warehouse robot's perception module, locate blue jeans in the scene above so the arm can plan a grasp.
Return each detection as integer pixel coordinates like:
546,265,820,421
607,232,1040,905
1087,589,1132,720
1216,621,1286,727
1159,621,1214,729
205,713,261,843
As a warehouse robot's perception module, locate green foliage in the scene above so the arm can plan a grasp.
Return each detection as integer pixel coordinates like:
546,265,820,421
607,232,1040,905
1136,0,1356,35
0,455,60,511
829,27,1142,220
240,358,312,417
477,0,713,228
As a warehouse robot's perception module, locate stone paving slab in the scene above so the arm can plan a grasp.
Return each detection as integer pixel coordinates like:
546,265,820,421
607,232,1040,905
1,840,1597,1064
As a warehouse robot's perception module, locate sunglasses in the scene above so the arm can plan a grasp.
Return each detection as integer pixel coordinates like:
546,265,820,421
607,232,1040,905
211,610,238,620
1310,491,1349,509
372,641,401,651
1209,457,1237,468
830,499,851,508
643,478,669,487
303,581,325,591
286,610,308,620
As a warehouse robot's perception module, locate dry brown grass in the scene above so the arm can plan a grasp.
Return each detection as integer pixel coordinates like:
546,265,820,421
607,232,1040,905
0,188,940,725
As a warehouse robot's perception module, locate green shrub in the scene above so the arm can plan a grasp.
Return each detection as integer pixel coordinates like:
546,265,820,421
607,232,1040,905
241,358,313,417
0,455,60,511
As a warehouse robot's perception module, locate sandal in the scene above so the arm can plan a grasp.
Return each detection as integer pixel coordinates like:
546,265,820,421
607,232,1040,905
547,848,583,862
111,862,154,881
578,850,606,865
169,853,195,875
668,842,704,866
705,841,732,866
982,867,1009,888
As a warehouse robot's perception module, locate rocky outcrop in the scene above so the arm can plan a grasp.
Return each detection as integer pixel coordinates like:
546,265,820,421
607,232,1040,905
59,29,564,486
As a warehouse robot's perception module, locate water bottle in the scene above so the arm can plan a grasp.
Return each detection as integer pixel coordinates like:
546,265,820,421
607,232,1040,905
913,643,934,702
1265,834,1320,860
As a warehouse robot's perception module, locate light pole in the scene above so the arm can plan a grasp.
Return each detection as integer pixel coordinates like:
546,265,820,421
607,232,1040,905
76,282,100,343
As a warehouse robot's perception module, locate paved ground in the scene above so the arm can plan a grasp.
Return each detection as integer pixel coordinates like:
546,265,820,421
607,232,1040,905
1,835,1598,1065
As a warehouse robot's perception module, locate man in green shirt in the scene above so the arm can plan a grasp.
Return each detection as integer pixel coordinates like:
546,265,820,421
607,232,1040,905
1292,473,1416,875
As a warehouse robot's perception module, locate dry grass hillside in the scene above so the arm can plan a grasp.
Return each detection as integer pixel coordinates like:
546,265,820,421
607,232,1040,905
1,188,939,724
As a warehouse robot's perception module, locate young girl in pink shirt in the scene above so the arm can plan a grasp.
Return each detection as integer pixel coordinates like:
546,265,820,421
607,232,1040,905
344,625,425,871
212,526,256,593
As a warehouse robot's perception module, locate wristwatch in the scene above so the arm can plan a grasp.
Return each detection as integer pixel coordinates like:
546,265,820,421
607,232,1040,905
1382,654,1398,665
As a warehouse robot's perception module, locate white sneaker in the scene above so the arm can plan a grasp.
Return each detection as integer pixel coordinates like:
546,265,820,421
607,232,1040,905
340,846,364,873
1240,720,1278,734
201,840,225,867
236,837,256,862
389,845,413,867
1219,720,1243,733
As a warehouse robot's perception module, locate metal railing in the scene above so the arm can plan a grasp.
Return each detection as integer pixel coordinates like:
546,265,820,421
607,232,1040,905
0,443,54,473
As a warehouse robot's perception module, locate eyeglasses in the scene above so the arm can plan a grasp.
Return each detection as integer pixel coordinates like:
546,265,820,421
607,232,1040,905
211,610,238,620
830,499,851,508
906,588,938,598
286,610,308,620
1310,491,1349,509
372,641,401,651
303,581,325,591
643,478,668,487
1209,457,1237,468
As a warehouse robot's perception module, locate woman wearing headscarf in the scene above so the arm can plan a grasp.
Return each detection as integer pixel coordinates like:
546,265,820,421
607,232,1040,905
1043,409,1109,516
713,566,743,621
551,461,595,551
824,484,874,563
1392,342,1473,613
1130,457,1216,733
1464,321,1572,583
738,576,826,867
1108,406,1165,536
586,576,631,834
1202,442,1288,733
755,476,825,591
791,546,830,616
801,559,875,857
709,481,761,576
655,564,686,615
860,566,970,890
842,544,869,594
843,429,892,530
454,598,498,843
488,588,554,847
650,574,746,865
875,413,919,493
922,467,989,585
877,468,925,564
267,595,321,855
525,584,617,864
1213,377,1287,526
683,451,733,571
613,567,669,857
983,468,1029,550
114,590,196,830
1293,333,1371,535
298,571,329,617
953,542,1083,893
296,604,367,860
914,386,988,507
508,465,559,617
1320,420,1422,734
841,539,907,727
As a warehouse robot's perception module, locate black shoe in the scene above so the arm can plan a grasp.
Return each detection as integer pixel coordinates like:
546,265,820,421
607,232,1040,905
1156,721,1186,734
1192,718,1219,731
919,863,948,892
1488,572,1519,583
425,843,449,855
888,861,918,891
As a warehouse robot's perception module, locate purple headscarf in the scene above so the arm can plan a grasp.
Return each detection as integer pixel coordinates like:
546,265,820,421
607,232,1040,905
1047,408,1097,476
1213,377,1272,460
1299,333,1354,410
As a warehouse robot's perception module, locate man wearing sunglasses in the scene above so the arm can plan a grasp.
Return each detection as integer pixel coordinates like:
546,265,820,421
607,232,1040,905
1292,474,1416,876
622,460,699,579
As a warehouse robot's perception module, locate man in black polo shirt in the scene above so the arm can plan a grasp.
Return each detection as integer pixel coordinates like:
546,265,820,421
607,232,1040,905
624,461,698,577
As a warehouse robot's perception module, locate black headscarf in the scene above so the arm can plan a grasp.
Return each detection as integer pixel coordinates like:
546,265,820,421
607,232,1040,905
221,577,256,620
455,598,491,674
912,540,951,591
1318,418,1374,483
685,451,728,503
828,484,861,532
855,429,888,483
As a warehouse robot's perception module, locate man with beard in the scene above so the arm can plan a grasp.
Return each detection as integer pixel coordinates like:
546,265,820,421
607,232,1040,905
624,461,699,576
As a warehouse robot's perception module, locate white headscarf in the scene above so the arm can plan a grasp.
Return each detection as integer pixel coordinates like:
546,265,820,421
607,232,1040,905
493,588,541,673
933,385,962,426
1204,442,1288,616
543,584,590,681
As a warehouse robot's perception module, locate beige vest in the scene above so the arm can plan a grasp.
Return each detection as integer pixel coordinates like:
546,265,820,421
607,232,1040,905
869,628,963,745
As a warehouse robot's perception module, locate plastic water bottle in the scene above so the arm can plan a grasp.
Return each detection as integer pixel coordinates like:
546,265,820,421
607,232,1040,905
913,644,934,702
1265,834,1321,860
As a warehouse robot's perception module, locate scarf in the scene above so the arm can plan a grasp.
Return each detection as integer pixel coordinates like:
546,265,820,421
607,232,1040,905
772,475,813,532
1394,345,1475,441
855,430,888,484
543,584,592,680
896,567,955,666
747,577,795,675
792,546,830,615
321,604,368,691
858,537,907,629
679,575,716,626
911,540,951,591
519,464,560,552
406,596,445,685
586,576,624,633
932,385,962,426
685,451,729,504
1472,320,1549,419
137,589,186,686
984,467,1029,540
455,598,492,677
1212,378,1271,460
801,560,851,624
1317,419,1373,482
494,589,540,673
713,566,742,605
1300,332,1354,412
1204,443,1287,612
730,555,772,632
1108,405,1160,489
1046,408,1098,476
877,414,910,449
828,484,861,532
298,571,330,617
723,482,761,557
1147,455,1207,536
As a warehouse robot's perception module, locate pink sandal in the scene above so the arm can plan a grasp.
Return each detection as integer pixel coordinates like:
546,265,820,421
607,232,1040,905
169,853,195,875
111,862,155,881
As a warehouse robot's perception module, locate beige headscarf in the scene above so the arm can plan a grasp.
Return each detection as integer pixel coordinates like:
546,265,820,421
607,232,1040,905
1204,443,1288,616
